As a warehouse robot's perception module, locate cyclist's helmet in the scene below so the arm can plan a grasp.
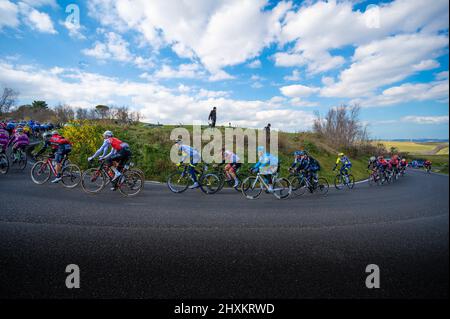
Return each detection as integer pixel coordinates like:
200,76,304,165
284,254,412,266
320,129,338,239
370,156,376,161
51,130,59,135
43,132,51,139
16,127,24,133
338,152,344,157
294,150,304,156
257,146,265,153
378,155,384,160
103,130,113,138
175,138,182,144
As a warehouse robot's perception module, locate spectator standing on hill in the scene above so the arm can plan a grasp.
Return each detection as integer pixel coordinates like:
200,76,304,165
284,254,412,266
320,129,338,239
264,123,271,148
208,107,217,127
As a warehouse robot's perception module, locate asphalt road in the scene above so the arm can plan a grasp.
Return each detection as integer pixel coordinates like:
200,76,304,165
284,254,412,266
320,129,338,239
0,167,448,299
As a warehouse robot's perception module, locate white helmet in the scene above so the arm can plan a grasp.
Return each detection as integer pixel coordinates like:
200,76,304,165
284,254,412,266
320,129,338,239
103,130,113,138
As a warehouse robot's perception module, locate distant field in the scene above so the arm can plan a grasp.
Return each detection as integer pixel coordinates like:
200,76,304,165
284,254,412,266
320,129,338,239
374,141,449,155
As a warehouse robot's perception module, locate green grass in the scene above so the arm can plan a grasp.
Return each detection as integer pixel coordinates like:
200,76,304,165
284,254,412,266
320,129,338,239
57,122,374,182
374,140,449,155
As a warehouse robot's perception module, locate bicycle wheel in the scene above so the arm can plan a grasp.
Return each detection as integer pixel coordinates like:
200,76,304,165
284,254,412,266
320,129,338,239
18,150,27,170
118,170,144,197
346,174,355,189
61,164,82,188
81,168,107,193
30,161,51,184
289,174,307,196
0,153,9,175
317,177,329,195
167,170,190,193
368,173,376,186
199,173,221,194
334,174,344,190
273,177,292,199
241,176,263,199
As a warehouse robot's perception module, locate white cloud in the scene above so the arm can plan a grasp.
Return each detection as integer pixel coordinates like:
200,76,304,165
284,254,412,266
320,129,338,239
284,69,301,81
0,0,19,30
87,0,291,77
321,33,449,98
401,115,449,125
277,0,449,74
154,63,206,79
0,61,315,131
353,79,449,107
17,2,57,34
83,31,155,69
247,60,261,69
280,84,319,98
435,71,449,80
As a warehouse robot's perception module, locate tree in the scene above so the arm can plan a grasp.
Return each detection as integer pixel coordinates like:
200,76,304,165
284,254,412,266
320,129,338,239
75,108,89,120
313,105,369,150
95,105,110,119
31,100,49,110
54,104,75,123
0,87,18,115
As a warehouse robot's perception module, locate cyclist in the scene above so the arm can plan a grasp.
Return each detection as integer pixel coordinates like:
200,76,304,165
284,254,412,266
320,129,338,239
377,156,389,178
0,123,9,154
296,151,321,187
389,154,400,176
399,157,408,174
367,156,377,170
88,131,131,188
9,127,29,162
251,146,278,192
33,132,57,160
222,148,241,188
333,152,352,177
48,131,72,183
424,159,432,172
174,139,201,189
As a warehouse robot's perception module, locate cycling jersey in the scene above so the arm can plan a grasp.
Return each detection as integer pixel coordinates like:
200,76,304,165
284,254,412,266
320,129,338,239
179,145,201,164
10,133,29,148
224,150,240,163
0,128,9,150
253,152,278,175
336,155,351,166
91,137,130,160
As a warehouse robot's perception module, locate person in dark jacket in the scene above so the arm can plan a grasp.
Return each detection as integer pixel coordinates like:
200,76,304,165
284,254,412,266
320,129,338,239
208,107,217,127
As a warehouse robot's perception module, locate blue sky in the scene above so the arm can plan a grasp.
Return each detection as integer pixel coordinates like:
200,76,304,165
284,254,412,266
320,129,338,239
0,0,448,139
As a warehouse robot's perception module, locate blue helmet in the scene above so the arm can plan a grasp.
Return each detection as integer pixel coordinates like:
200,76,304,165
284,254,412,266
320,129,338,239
257,146,265,153
294,150,306,156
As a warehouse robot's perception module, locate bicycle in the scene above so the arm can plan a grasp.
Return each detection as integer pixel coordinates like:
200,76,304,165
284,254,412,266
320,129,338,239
289,170,329,196
167,162,220,194
81,159,144,197
334,168,355,190
10,147,27,170
0,149,9,175
212,163,249,192
241,171,291,200
368,168,382,186
30,155,81,188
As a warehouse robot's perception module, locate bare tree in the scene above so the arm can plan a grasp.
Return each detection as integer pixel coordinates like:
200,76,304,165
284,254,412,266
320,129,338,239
75,108,89,120
313,105,369,149
0,87,19,115
54,104,75,123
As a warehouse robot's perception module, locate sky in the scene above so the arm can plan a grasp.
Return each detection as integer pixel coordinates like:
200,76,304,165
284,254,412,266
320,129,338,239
0,0,448,139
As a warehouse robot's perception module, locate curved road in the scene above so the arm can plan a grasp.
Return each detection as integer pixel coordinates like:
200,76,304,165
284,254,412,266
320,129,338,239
0,168,448,299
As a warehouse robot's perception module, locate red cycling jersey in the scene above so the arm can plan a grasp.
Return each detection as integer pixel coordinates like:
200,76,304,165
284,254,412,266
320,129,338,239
50,134,71,148
108,137,124,151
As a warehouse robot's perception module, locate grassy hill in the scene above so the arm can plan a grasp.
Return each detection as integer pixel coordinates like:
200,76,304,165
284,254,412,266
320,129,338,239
42,121,374,183
374,140,449,155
